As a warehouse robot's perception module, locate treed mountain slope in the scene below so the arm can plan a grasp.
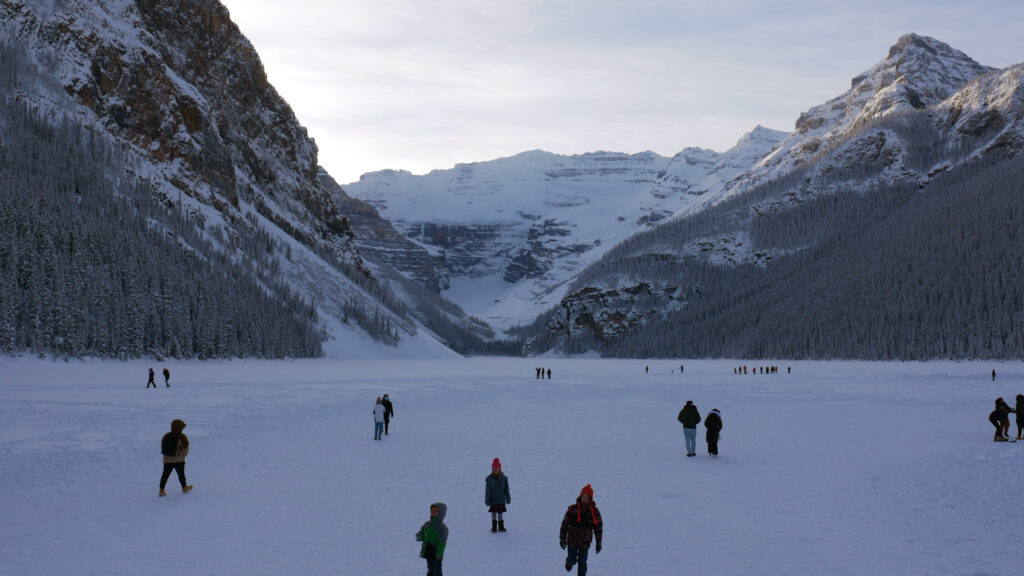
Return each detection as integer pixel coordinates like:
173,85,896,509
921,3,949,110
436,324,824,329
510,37,1024,359
0,0,485,358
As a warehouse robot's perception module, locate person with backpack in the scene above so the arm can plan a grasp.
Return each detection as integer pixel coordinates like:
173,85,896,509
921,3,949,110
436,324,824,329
146,367,156,388
485,457,511,533
415,502,448,576
381,394,394,435
705,408,723,457
559,484,603,576
677,400,702,457
373,397,385,440
162,368,170,387
159,419,193,497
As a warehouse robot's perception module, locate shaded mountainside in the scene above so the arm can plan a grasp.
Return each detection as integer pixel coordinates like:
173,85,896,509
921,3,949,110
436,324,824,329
0,0,491,358
512,37,1024,360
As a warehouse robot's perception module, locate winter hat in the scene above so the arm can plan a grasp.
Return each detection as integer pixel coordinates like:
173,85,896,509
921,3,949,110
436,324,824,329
712,408,720,414
170,419,186,433
580,484,594,499
685,400,693,406
492,458,502,470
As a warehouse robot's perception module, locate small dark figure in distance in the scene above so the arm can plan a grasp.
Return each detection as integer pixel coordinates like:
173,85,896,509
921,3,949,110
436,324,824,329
705,408,723,457
416,502,448,576
146,367,156,388
993,369,997,381
162,367,170,387
547,368,552,379
159,419,193,497
381,394,395,435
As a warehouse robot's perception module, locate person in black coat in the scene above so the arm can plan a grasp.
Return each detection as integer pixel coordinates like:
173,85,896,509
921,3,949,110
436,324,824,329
1015,395,1024,440
677,401,701,457
146,367,156,388
705,409,722,456
991,397,1013,441
381,394,395,435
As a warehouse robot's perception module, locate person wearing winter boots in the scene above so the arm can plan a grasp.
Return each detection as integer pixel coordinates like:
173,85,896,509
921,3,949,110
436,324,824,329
1015,395,1024,440
162,367,170,387
146,367,156,388
559,484,603,576
677,400,702,457
415,502,448,576
159,419,193,497
705,408,723,456
373,397,385,440
485,458,511,532
381,394,394,435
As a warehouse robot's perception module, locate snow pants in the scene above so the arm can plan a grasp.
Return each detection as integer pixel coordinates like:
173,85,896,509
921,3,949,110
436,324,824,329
425,555,443,576
683,427,697,455
566,547,589,575
160,462,187,489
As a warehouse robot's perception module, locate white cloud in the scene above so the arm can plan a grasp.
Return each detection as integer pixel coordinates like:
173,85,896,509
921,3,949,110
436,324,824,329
220,0,1024,183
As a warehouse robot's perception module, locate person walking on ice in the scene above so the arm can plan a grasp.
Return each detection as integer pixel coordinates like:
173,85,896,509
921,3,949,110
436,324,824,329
990,397,1013,441
162,367,171,387
415,502,448,576
381,394,394,435
677,400,701,457
705,408,723,457
559,484,603,576
373,397,385,440
485,457,511,532
146,367,156,388
159,419,193,497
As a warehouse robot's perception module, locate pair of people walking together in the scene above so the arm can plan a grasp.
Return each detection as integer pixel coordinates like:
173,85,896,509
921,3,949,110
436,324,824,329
677,401,723,456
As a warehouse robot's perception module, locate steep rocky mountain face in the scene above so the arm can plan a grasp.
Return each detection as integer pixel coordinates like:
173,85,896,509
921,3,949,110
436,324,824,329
0,0,484,357
515,35,1024,359
341,129,785,331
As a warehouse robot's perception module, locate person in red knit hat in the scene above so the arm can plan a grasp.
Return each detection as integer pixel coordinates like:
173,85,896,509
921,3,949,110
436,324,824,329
485,457,511,532
559,484,603,575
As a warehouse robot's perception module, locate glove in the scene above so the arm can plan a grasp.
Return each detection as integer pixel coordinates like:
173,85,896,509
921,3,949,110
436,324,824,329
559,540,567,550
595,542,602,554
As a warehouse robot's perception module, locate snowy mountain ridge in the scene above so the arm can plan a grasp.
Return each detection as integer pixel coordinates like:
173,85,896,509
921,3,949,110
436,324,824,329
0,0,470,358
342,126,786,331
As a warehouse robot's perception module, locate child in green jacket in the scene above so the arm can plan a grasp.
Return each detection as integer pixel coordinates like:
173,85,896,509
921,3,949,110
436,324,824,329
416,502,448,576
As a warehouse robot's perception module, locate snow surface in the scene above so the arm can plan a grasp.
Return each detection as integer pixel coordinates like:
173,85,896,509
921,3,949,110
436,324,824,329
2,357,1021,575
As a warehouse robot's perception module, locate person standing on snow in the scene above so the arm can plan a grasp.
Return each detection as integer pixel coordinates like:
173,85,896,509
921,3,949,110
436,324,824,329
559,484,603,576
146,367,156,388
373,397,385,440
485,457,512,532
705,408,723,457
159,419,193,497
162,367,171,387
1015,395,1024,440
677,400,702,457
415,502,448,576
381,394,395,435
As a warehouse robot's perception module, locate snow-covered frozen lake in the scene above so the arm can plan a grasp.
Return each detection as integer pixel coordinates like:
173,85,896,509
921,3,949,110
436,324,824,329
2,357,1021,576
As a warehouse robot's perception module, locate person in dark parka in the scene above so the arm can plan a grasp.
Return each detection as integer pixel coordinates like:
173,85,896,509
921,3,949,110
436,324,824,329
705,408,723,456
560,484,603,576
146,367,156,388
485,457,511,532
677,400,701,457
381,394,394,435
1015,395,1024,440
991,397,1013,441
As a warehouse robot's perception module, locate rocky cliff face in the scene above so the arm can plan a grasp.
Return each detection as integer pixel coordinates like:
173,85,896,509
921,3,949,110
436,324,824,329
0,0,473,355
342,131,785,331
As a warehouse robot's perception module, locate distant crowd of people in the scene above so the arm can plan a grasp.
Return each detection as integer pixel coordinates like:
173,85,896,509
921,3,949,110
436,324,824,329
734,365,789,374
535,367,552,379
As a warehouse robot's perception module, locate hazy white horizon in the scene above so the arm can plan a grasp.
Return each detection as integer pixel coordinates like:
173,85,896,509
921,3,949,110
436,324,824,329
219,0,1024,184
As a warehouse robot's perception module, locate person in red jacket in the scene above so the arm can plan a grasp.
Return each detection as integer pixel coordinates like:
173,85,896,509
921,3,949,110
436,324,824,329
559,484,603,575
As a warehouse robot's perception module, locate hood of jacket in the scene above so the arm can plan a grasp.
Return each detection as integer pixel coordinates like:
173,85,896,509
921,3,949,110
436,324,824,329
430,502,448,523
170,419,186,433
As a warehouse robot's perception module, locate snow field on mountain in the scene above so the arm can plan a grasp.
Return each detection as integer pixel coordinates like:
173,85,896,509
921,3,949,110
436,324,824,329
2,357,1021,576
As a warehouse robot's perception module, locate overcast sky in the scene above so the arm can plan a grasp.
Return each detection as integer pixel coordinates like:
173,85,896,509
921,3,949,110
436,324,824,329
219,0,1024,184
